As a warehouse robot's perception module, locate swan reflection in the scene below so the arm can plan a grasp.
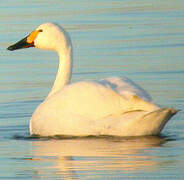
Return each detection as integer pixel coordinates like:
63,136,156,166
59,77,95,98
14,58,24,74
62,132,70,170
30,136,166,179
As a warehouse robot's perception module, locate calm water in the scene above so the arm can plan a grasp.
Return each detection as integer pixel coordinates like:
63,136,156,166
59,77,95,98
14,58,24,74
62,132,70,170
0,0,184,179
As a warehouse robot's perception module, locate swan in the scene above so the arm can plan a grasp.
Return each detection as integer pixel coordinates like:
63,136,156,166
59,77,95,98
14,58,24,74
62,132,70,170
7,23,178,136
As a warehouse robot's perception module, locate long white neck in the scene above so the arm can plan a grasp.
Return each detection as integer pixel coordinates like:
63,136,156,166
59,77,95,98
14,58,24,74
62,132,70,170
48,46,73,97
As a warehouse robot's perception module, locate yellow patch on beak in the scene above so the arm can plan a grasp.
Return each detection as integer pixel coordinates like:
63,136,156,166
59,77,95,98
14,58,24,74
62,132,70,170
26,30,41,44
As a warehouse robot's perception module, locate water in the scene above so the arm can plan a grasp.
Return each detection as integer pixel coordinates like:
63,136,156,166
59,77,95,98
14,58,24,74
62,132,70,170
0,0,184,179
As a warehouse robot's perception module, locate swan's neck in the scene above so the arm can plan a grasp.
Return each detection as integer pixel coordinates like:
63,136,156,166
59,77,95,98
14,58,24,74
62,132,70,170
48,46,73,97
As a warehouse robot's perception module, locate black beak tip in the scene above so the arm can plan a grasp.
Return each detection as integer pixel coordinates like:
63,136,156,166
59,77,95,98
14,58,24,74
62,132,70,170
7,46,14,51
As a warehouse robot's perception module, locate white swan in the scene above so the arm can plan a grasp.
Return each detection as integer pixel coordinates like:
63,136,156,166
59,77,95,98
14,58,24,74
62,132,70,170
7,23,178,136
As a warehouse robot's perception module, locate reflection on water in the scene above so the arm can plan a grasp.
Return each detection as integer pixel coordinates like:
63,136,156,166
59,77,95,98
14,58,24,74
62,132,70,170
29,136,165,179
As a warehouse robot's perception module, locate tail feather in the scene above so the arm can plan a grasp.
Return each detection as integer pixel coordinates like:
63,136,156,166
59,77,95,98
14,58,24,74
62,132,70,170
140,108,178,135
98,108,178,136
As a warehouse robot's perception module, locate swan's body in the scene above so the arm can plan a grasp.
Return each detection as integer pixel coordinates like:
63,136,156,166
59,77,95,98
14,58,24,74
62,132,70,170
8,23,177,136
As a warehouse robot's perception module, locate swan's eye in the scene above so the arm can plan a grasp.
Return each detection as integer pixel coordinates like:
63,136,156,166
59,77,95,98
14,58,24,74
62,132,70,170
38,29,43,32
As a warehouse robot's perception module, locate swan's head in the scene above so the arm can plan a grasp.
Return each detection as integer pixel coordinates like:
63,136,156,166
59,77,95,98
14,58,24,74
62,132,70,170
7,23,71,52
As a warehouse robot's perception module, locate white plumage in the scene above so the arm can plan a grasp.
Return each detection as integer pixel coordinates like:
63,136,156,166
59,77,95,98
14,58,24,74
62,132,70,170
8,23,177,136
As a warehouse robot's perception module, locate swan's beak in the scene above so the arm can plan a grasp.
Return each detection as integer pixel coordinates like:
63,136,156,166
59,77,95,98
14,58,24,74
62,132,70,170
7,30,42,51
7,36,34,51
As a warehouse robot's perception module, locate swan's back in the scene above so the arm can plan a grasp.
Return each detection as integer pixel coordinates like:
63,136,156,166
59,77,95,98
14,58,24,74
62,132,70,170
99,77,152,102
